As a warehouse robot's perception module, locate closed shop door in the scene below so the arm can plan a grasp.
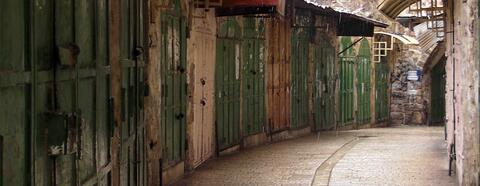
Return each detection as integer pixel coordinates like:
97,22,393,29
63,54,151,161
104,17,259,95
24,0,113,185
0,0,29,185
160,0,187,169
314,38,336,131
290,14,310,129
120,0,146,185
242,17,266,136
216,19,241,151
431,61,446,124
356,39,372,124
339,37,355,126
375,57,390,122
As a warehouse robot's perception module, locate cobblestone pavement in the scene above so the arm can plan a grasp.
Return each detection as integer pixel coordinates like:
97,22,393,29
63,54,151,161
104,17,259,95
329,126,457,186
174,126,456,186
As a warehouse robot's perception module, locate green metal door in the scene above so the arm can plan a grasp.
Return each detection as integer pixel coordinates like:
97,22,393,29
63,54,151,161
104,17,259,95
18,0,112,185
375,57,390,122
242,17,266,136
314,37,336,131
216,19,241,151
0,0,29,185
339,37,355,126
291,14,310,129
431,61,446,124
120,0,146,185
356,39,372,124
160,0,187,168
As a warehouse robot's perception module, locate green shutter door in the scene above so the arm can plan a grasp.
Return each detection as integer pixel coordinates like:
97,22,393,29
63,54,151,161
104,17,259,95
120,0,146,185
160,0,187,168
375,58,389,122
242,17,266,136
431,61,446,124
21,0,113,185
356,39,372,124
314,38,336,131
216,19,242,151
291,15,310,129
0,0,29,185
339,37,355,126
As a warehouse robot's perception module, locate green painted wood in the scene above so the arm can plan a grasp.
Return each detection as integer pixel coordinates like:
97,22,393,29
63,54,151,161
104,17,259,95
375,57,389,122
242,17,266,136
291,13,311,129
216,19,242,151
314,36,336,131
119,0,146,185
356,39,371,124
160,0,187,168
431,61,446,124
339,37,355,126
0,0,29,185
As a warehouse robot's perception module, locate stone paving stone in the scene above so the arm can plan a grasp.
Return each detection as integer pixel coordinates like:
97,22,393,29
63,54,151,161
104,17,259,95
174,126,457,186
329,126,457,186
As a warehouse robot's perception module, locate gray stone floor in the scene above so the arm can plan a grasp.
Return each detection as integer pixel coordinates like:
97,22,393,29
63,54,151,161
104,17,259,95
174,126,457,186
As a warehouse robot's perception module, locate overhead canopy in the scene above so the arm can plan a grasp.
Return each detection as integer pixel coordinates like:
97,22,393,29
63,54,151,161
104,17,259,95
297,0,389,37
378,0,420,19
374,31,419,45
216,0,285,16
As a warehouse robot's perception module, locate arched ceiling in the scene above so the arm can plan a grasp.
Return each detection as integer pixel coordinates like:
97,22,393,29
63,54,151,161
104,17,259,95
377,0,420,19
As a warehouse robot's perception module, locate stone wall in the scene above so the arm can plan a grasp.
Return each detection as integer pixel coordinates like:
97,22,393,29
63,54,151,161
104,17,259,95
390,46,429,125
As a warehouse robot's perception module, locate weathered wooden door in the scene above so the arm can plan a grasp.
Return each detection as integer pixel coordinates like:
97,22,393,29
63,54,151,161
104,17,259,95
0,0,30,185
291,15,310,129
216,19,242,151
431,61,446,124
18,0,113,185
242,17,266,136
339,37,355,126
160,0,187,168
356,39,372,124
375,57,389,122
119,0,146,185
314,38,336,131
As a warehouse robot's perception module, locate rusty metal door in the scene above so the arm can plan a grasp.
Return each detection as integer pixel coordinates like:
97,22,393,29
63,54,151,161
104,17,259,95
375,57,389,122
160,0,187,169
290,14,310,129
266,17,291,133
215,19,242,151
339,37,355,126
314,38,336,131
11,0,114,185
242,17,266,136
356,39,371,124
431,61,446,124
119,0,146,185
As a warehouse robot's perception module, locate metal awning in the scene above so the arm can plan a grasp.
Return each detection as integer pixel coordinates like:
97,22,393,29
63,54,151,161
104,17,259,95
298,0,388,36
377,0,420,20
374,31,419,45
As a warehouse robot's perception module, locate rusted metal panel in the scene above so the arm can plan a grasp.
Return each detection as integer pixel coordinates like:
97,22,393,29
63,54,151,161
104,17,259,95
242,16,266,136
215,18,242,151
266,15,291,133
186,8,216,170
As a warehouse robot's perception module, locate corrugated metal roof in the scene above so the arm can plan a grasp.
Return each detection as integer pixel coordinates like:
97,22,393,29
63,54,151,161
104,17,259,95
377,0,420,19
301,0,389,28
374,31,419,45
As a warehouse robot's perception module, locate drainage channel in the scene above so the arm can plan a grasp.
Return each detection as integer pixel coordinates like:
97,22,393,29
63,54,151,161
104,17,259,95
310,137,364,186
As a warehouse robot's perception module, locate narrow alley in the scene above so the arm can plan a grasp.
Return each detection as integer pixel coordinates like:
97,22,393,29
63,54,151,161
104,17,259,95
1,0,479,185
175,127,456,186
